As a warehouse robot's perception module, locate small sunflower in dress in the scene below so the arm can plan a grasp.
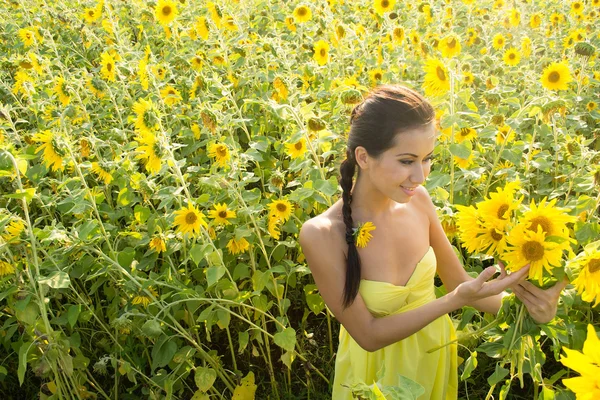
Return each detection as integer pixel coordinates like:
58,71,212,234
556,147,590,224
173,204,207,236
354,222,376,248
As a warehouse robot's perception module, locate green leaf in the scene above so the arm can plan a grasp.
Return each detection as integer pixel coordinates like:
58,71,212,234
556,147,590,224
117,187,134,206
5,188,36,203
273,327,296,352
449,143,471,159
194,367,217,392
460,351,478,381
134,205,151,224
314,178,338,197
117,248,136,268
238,331,249,354
67,305,82,328
151,335,178,370
190,244,210,266
142,320,163,338
18,341,32,385
78,220,99,241
487,363,509,386
306,293,325,315
39,271,71,289
206,266,226,287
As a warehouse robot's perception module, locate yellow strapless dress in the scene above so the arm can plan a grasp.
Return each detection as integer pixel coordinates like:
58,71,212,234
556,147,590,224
331,246,458,399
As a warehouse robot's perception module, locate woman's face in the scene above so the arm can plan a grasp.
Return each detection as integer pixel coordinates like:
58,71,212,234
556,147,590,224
357,122,437,203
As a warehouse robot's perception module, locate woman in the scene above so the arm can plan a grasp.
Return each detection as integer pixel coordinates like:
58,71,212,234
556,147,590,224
298,84,567,399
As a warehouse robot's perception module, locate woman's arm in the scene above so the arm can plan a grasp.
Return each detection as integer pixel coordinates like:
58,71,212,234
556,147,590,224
299,217,529,352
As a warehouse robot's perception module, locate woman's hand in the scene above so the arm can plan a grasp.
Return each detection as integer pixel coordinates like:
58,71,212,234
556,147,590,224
453,263,530,307
509,271,569,324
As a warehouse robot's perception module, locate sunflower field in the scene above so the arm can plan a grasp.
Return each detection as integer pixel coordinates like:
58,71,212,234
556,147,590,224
1,0,599,398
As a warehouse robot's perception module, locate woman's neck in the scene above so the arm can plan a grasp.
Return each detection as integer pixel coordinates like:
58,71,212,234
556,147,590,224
348,174,396,221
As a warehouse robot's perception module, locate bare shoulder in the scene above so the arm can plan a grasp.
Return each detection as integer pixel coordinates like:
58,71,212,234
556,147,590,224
412,185,437,217
299,207,344,257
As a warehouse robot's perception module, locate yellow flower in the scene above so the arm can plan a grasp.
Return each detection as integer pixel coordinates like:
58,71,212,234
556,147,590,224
19,28,36,47
313,40,330,66
530,13,542,28
227,237,250,255
521,37,532,57
33,131,65,172
208,203,236,225
569,242,600,306
153,65,167,80
91,162,113,185
190,55,203,71
160,86,181,106
354,221,376,248
135,131,162,174
503,48,520,66
392,27,405,45
53,77,71,106
0,261,15,276
132,287,159,308
520,197,576,247
87,77,105,99
2,219,25,242
293,5,312,23
560,324,600,399
438,34,461,58
570,1,584,15
423,58,450,97
155,0,178,26
541,62,573,91
462,71,475,86
83,8,100,24
195,16,210,40
207,143,231,168
453,154,474,169
138,57,149,90
207,2,222,29
496,124,515,145
466,28,478,46
149,236,167,253
269,199,293,222
173,204,207,236
268,216,282,240
504,224,564,285
285,139,307,159
222,15,237,31
477,182,522,231
455,127,477,143
100,52,116,82
284,17,296,32
133,98,158,134
588,102,597,112
455,205,486,253
374,0,396,15
368,68,384,85
492,33,506,50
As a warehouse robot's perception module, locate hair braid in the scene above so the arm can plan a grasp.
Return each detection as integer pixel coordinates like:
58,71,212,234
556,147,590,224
339,153,361,308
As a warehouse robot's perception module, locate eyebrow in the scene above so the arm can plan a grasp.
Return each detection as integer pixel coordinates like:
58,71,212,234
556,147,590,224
396,150,435,157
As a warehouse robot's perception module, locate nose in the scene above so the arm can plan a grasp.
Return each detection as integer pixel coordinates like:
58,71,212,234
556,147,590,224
410,164,426,185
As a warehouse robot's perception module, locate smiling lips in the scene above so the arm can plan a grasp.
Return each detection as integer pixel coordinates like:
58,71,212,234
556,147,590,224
400,185,418,196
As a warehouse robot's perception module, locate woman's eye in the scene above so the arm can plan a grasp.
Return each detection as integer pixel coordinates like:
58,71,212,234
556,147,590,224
400,160,413,165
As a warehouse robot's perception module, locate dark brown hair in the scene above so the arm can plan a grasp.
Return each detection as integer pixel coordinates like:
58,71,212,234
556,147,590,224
340,84,435,308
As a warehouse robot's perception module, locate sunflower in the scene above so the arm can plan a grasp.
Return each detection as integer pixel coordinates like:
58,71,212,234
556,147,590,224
268,216,282,240
368,68,384,85
2,219,25,242
83,8,101,24
423,58,450,97
496,124,516,145
227,237,250,255
560,324,600,399
455,205,487,253
53,77,71,106
87,77,105,99
133,98,158,134
155,0,178,25
477,182,522,230
438,34,461,58
354,221,376,248
503,48,521,66
18,28,35,47
0,261,15,276
520,198,576,248
392,27,405,45
466,28,478,46
207,142,231,168
313,40,330,66
409,31,421,47
132,287,159,308
588,102,597,112
207,2,223,29
100,52,116,82
293,4,312,23
153,65,167,80
173,204,207,236
462,71,475,86
549,12,564,27
284,16,296,32
273,77,289,101
504,224,564,284
521,37,532,57
160,86,182,106
269,199,293,222
149,236,167,253
195,16,209,40
135,131,162,174
208,203,236,226
570,1,584,15
13,70,35,97
453,154,474,169
91,162,113,185
374,0,396,15
541,62,572,91
492,33,506,50
285,138,307,159
571,248,600,306
456,127,477,143
190,55,203,71
530,13,542,28
33,131,65,172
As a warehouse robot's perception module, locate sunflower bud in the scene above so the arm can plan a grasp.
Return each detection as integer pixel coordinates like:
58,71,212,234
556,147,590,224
484,93,501,106
594,168,600,187
491,115,505,125
541,99,566,115
341,89,362,105
200,110,217,134
308,117,326,131
574,42,595,57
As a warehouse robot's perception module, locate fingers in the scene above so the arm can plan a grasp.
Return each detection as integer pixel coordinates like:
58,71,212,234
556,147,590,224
497,260,507,279
478,266,498,283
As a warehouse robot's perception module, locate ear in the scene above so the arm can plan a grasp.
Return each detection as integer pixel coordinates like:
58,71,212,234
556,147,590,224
354,146,370,170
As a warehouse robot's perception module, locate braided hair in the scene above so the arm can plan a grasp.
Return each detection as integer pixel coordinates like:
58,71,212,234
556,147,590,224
339,85,435,308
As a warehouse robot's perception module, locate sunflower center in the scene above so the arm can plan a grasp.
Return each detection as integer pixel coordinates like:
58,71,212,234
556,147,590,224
107,63,113,72
460,128,470,136
294,142,303,150
509,53,515,59
218,211,227,218
185,212,198,224
447,38,456,48
486,227,501,240
574,3,581,9
297,7,307,16
89,11,95,17
168,89,175,95
162,6,172,16
216,146,227,157
320,48,326,57
588,259,600,273
374,73,382,80
522,241,544,261
529,216,552,235
436,66,446,81
381,0,390,8
548,71,560,83
497,204,509,219
276,203,287,212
